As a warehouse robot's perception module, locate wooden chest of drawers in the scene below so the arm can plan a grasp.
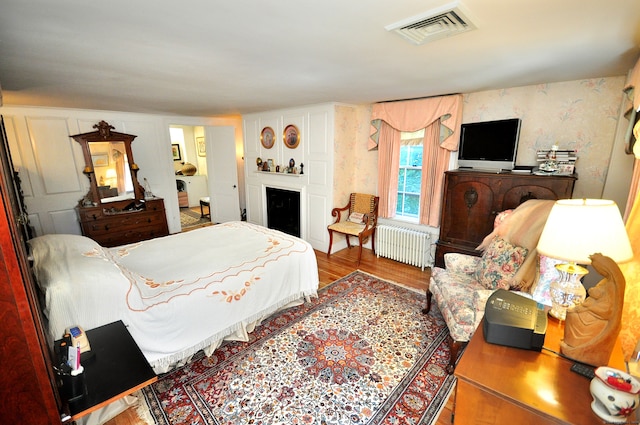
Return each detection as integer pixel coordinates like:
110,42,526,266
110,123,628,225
435,170,576,267
77,198,169,247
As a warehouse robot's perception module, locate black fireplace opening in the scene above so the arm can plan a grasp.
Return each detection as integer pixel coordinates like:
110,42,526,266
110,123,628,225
266,187,300,237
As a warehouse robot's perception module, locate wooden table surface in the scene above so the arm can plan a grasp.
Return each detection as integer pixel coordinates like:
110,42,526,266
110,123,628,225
454,316,628,424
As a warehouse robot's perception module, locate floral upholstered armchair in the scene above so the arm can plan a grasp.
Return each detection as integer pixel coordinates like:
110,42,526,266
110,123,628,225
424,199,557,373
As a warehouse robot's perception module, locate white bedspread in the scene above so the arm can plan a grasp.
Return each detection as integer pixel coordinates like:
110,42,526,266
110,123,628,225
29,222,319,373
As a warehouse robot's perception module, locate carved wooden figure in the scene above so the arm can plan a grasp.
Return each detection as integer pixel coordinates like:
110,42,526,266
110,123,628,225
561,253,626,366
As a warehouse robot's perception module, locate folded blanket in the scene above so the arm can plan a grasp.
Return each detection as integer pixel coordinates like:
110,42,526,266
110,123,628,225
477,199,555,292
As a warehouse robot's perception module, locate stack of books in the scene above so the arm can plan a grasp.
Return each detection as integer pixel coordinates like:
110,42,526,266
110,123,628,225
535,149,577,175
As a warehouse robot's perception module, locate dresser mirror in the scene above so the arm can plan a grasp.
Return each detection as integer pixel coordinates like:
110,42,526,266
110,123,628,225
72,121,144,206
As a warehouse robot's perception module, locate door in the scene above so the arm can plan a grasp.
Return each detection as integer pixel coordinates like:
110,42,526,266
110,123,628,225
205,126,240,222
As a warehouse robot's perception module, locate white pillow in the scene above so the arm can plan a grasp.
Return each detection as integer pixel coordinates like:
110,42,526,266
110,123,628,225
347,212,365,223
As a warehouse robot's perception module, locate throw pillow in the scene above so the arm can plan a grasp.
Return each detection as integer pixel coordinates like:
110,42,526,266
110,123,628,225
347,212,364,223
475,237,529,290
531,255,562,307
494,209,514,228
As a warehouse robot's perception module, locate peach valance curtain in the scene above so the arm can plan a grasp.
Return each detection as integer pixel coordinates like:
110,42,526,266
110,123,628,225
370,94,462,226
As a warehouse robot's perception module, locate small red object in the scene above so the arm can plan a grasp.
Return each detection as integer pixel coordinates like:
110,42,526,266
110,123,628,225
607,375,633,392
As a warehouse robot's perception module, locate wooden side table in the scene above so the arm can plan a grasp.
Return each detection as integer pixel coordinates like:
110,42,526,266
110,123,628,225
57,321,157,422
454,317,627,424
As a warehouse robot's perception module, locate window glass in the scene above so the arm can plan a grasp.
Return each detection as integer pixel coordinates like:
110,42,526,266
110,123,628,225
396,130,424,219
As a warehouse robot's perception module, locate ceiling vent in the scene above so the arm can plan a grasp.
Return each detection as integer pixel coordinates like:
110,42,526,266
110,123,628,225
385,2,476,45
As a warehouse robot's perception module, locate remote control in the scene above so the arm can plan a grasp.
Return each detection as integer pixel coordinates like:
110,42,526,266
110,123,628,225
570,362,595,379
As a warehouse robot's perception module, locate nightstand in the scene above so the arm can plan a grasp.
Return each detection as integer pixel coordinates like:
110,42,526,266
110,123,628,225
453,317,626,424
57,320,157,422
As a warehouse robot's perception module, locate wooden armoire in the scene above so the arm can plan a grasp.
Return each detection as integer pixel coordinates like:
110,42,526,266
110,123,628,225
0,116,63,423
435,169,577,267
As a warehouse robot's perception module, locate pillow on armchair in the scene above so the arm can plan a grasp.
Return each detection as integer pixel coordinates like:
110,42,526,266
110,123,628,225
531,255,563,307
475,237,529,290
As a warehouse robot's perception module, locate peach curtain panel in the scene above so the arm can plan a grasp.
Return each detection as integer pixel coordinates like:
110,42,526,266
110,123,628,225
375,123,401,218
620,58,640,359
370,94,462,226
619,191,640,360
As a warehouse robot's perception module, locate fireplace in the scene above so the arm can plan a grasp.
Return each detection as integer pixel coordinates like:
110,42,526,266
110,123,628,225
266,187,300,237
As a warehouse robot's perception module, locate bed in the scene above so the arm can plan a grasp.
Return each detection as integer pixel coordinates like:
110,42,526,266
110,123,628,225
28,221,319,373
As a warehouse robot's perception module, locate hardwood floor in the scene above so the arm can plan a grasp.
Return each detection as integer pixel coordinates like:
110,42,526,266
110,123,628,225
107,247,454,425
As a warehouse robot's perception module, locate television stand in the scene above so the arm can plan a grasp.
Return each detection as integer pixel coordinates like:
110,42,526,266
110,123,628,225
457,166,507,173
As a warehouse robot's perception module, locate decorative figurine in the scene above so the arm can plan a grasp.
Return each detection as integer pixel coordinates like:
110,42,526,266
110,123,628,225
289,158,295,169
300,163,304,175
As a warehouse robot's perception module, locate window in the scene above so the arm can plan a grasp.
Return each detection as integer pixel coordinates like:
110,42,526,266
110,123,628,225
396,130,424,219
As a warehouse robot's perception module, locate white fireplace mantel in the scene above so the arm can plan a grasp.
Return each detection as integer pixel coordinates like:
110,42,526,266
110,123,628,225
242,103,342,252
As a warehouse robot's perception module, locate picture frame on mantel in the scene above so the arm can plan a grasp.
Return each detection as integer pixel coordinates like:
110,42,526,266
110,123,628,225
283,124,300,149
172,144,182,161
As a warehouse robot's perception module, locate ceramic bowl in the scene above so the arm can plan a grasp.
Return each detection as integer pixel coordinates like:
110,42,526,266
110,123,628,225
589,366,640,423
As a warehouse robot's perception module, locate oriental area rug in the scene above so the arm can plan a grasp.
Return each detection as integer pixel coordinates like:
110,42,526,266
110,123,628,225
140,271,455,425
180,208,211,229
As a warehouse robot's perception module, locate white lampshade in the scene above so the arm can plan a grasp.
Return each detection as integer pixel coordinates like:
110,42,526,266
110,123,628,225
105,168,117,179
537,199,633,265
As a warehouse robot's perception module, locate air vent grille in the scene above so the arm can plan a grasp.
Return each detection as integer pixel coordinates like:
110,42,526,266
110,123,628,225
386,4,476,45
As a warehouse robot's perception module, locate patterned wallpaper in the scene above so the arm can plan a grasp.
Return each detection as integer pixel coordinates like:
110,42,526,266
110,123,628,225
462,77,627,198
333,104,377,206
338,76,627,204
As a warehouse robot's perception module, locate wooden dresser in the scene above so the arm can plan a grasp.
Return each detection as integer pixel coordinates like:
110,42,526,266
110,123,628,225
77,197,169,247
435,169,576,267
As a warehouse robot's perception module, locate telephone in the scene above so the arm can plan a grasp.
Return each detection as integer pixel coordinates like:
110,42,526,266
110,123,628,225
65,326,91,353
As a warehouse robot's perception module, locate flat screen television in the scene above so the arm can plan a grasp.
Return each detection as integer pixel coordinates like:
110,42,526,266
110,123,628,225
457,118,522,170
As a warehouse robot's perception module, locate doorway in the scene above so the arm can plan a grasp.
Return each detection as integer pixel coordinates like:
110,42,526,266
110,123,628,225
170,125,211,231
168,122,245,229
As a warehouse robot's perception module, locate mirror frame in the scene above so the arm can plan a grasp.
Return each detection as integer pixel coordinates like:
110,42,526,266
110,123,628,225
71,121,144,206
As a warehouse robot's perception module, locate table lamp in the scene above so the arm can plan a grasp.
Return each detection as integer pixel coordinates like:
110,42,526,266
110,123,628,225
537,199,633,321
537,199,633,365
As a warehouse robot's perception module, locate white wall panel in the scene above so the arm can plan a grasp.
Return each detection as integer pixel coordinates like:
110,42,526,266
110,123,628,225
308,111,329,155
49,209,81,235
308,193,329,251
243,103,346,250
27,117,82,194
246,183,263,225
307,160,328,187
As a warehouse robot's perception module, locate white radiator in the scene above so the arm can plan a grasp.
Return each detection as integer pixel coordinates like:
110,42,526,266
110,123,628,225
376,224,433,270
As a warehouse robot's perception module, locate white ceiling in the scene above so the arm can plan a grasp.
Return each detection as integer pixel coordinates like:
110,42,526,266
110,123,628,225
1,0,639,117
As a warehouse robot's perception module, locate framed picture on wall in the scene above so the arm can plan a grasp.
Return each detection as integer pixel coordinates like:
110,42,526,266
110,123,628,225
91,152,109,167
196,137,206,157
261,126,275,149
172,144,182,161
283,124,300,149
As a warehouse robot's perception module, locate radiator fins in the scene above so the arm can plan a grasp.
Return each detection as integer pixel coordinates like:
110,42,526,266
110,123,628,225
376,225,433,271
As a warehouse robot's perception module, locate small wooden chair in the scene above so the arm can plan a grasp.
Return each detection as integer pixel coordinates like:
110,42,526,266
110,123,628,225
199,197,210,218
327,193,379,265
